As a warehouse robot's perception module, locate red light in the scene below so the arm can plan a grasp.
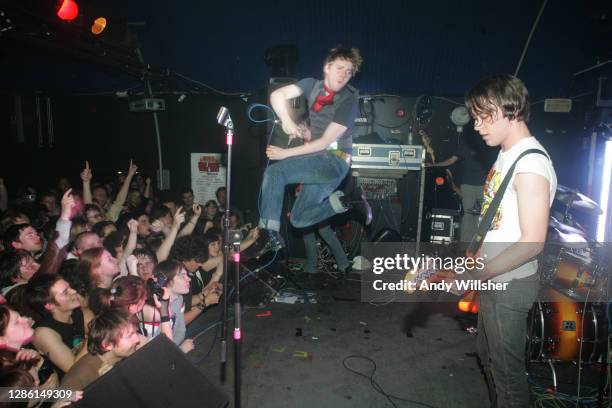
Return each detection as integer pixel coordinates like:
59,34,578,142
57,0,79,21
396,108,406,117
435,177,445,186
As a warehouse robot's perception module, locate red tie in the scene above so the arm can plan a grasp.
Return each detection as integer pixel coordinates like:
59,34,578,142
311,84,335,112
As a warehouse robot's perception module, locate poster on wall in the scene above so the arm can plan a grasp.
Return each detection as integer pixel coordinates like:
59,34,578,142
190,153,226,205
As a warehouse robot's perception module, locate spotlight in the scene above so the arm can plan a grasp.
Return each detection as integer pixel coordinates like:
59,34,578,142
178,94,186,103
91,17,107,35
57,0,79,22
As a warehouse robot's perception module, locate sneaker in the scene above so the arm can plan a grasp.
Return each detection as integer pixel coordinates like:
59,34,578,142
255,229,285,258
340,186,372,225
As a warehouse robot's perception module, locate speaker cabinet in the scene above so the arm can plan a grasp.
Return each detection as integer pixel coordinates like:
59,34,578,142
74,335,229,408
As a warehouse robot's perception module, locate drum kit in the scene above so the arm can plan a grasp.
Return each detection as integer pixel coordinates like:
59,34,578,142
526,184,611,383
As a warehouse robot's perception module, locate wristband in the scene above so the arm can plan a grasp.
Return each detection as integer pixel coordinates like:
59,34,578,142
160,316,170,323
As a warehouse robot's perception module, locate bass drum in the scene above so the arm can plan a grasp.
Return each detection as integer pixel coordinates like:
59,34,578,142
526,290,605,363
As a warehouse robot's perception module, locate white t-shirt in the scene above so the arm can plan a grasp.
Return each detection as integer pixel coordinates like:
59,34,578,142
480,137,557,282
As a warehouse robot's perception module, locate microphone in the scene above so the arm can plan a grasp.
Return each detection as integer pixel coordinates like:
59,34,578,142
216,106,233,128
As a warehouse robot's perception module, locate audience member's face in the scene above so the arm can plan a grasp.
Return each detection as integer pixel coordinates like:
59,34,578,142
19,256,40,282
93,187,109,206
97,250,119,278
128,297,146,315
169,267,191,295
137,215,151,237
13,227,42,253
216,190,226,205
208,240,220,258
49,279,81,313
181,192,194,207
78,234,103,253
136,255,155,281
127,191,142,208
206,204,218,218
111,324,140,358
182,259,199,273
86,209,104,227
229,215,238,229
41,195,58,213
160,213,173,227
0,309,34,348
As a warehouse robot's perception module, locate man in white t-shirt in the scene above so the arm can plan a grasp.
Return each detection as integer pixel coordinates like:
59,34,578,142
464,74,557,408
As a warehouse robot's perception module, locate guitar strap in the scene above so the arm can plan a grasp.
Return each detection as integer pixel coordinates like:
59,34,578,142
467,148,549,255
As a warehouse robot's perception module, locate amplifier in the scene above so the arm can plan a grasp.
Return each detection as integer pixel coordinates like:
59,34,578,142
351,144,424,178
355,177,397,200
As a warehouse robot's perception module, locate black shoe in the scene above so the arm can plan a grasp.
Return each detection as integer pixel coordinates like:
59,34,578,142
337,265,353,280
340,186,372,225
255,229,285,258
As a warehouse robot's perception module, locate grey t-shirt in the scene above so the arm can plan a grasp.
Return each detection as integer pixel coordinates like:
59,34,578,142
170,296,186,345
296,78,359,153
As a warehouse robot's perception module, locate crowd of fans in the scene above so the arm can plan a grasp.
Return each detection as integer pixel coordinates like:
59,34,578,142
0,161,259,406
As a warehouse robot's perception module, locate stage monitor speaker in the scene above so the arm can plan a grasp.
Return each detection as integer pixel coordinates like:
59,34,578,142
74,335,229,408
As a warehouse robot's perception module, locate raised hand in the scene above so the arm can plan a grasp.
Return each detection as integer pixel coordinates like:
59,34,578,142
173,206,186,226
127,159,138,177
60,188,75,220
151,219,164,233
192,204,202,217
80,161,92,183
127,219,139,234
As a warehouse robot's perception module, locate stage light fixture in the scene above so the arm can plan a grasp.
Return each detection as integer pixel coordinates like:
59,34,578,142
596,139,612,242
57,0,79,22
91,17,107,35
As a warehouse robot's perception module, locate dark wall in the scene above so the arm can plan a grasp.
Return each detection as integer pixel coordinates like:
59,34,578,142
0,91,595,223
0,92,270,223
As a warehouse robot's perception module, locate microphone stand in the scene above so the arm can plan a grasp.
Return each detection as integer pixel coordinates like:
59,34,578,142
216,107,242,408
231,241,242,408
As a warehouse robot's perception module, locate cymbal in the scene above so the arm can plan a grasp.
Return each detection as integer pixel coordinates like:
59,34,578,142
555,185,602,214
549,216,587,237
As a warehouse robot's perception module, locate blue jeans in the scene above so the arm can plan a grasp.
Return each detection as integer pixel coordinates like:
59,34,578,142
258,152,349,231
477,273,539,408
303,224,350,274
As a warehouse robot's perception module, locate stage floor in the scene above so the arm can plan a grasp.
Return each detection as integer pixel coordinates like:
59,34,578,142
188,270,491,408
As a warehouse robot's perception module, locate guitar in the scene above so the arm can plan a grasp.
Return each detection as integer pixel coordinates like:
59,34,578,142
419,129,462,199
402,253,482,313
